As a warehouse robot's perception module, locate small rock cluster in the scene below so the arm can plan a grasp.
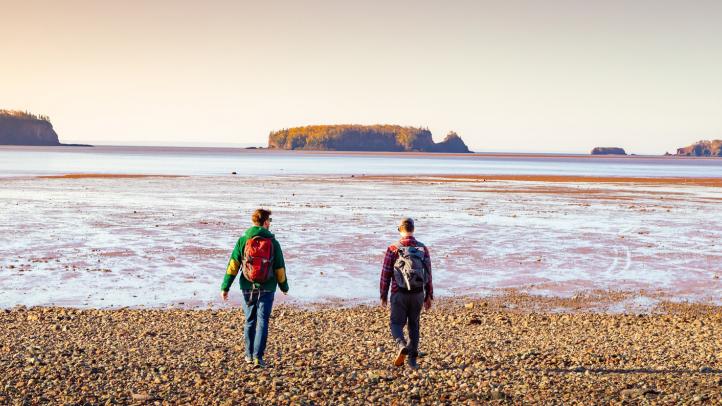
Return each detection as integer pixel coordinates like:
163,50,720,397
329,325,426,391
1,297,721,404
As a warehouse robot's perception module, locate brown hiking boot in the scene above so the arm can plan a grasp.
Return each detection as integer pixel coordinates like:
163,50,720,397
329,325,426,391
394,342,409,367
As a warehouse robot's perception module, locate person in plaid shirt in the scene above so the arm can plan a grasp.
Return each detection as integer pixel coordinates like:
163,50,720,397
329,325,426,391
380,217,433,369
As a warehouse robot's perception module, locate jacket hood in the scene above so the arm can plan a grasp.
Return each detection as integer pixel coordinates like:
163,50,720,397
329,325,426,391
244,226,275,239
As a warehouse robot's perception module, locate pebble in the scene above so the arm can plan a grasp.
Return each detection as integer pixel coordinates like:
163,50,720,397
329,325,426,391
131,392,150,401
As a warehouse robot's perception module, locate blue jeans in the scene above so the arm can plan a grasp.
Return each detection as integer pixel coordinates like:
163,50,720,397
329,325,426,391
241,290,275,360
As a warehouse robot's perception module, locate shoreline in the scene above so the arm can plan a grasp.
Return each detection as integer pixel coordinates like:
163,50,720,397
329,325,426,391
4,143,722,160
2,296,721,404
5,289,722,314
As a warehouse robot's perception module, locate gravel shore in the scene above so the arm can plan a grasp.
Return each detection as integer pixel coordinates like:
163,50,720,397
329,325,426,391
1,295,721,405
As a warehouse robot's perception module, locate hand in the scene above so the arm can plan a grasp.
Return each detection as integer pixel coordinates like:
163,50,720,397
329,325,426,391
282,291,288,296
220,291,228,301
380,298,387,308
424,298,432,311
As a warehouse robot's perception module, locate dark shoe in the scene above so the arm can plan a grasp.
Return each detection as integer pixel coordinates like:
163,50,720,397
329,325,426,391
393,342,409,367
417,351,427,358
254,358,266,369
407,357,419,370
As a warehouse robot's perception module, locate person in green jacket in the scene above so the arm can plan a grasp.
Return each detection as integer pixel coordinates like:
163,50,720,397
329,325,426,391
221,208,289,368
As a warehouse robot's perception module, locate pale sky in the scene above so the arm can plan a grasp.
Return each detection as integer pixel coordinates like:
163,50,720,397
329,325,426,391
1,0,721,153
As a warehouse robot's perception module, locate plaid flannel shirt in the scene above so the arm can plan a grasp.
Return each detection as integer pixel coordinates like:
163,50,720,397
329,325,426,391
380,236,433,301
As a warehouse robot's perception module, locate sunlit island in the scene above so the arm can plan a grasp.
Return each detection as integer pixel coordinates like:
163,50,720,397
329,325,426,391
267,125,471,153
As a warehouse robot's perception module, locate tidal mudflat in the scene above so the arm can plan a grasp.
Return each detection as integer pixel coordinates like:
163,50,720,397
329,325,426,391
1,174,720,309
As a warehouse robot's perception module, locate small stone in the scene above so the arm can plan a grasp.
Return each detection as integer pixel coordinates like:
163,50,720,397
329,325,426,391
490,390,506,400
620,388,645,399
131,392,150,401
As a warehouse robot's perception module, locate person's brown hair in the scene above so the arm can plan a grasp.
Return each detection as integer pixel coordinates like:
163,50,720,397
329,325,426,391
252,208,272,226
399,218,415,233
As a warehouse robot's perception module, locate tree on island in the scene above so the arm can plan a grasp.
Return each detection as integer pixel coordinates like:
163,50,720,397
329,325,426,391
0,109,51,123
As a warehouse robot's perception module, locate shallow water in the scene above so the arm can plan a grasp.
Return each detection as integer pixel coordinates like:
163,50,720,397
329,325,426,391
1,175,720,309
2,145,722,178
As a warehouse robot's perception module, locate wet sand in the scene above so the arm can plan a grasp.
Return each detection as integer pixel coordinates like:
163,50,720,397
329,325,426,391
37,174,185,179
1,294,721,405
360,174,722,187
1,174,721,308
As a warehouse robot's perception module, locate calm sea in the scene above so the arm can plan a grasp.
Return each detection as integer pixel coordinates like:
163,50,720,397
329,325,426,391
1,145,721,178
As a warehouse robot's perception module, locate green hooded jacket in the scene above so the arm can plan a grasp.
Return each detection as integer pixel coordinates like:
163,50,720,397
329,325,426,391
220,226,289,293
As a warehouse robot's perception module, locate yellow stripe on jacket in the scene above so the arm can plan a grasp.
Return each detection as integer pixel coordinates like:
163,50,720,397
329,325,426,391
226,259,240,276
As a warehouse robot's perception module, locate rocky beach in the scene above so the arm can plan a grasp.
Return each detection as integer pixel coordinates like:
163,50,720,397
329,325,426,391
1,294,721,404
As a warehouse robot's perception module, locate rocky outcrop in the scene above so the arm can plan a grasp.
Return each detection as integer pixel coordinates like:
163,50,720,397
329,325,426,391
268,125,471,153
676,140,722,157
0,110,60,146
430,131,471,153
591,147,627,155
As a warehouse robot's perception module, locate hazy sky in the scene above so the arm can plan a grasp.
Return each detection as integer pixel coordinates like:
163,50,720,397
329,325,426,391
1,0,721,153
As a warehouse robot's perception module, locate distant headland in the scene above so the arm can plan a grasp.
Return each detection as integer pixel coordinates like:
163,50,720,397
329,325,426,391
267,125,471,153
676,140,722,157
0,110,90,146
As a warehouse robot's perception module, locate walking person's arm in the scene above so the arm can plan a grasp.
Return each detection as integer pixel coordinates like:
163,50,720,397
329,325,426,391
423,246,433,310
273,240,289,294
380,247,395,307
220,238,244,300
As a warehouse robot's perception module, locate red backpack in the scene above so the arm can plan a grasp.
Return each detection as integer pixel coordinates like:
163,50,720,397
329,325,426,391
241,236,275,284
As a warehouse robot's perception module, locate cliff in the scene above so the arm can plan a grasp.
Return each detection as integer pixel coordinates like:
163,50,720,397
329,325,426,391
0,110,60,146
591,147,627,155
676,140,722,157
430,131,471,153
268,125,471,153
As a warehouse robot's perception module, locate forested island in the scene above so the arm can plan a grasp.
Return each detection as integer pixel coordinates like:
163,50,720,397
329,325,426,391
268,125,471,153
591,147,627,155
